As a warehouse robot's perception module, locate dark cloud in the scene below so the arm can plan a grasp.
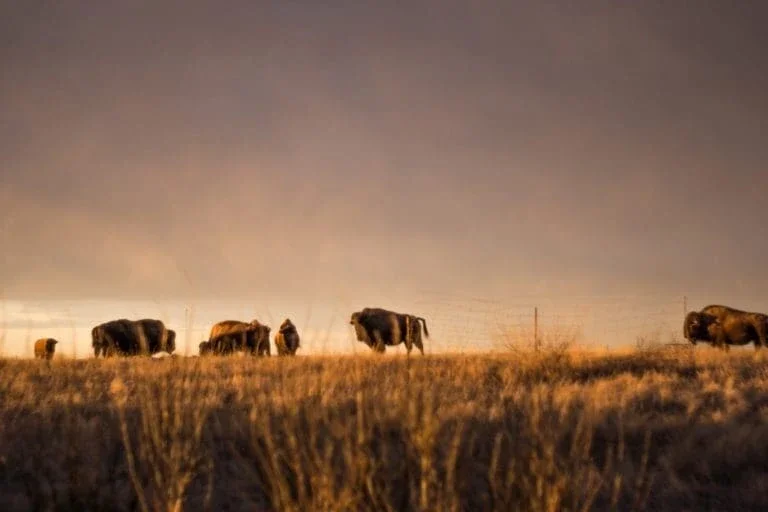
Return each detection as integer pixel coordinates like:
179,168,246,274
2,0,767,304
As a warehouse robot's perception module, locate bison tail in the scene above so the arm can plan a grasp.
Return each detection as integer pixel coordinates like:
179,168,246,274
416,317,429,338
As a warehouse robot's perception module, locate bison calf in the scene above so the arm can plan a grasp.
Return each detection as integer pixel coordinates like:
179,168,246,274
34,338,58,360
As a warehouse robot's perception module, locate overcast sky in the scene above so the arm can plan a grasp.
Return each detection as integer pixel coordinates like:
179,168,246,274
2,1,768,354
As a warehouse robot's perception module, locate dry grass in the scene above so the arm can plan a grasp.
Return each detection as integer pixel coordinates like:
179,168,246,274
1,349,768,511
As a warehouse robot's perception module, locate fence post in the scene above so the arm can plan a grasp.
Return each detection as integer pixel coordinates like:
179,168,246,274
683,296,687,316
71,320,77,360
534,306,539,352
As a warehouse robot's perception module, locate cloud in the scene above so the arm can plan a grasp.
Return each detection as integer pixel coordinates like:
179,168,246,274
1,0,767,306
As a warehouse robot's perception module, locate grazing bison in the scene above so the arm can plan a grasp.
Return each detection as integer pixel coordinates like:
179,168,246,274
92,319,133,357
209,333,238,355
34,338,58,360
350,307,428,355
684,304,767,351
135,319,176,354
199,340,213,356
274,318,300,356
91,318,176,357
207,320,271,356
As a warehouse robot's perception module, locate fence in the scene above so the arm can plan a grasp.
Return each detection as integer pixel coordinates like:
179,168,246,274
0,294,763,357
412,293,696,352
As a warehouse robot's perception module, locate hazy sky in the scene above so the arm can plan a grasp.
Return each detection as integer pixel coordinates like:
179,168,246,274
2,1,768,353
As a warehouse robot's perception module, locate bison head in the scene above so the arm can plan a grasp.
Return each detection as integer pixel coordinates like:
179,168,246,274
279,318,296,334
243,322,271,356
91,326,104,357
349,312,369,344
683,312,703,343
257,324,271,354
684,311,720,344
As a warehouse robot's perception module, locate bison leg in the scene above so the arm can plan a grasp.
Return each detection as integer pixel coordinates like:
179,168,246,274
414,331,425,355
712,329,728,352
402,316,413,354
754,319,767,350
372,329,386,353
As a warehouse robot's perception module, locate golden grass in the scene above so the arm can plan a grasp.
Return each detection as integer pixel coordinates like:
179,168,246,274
1,349,768,511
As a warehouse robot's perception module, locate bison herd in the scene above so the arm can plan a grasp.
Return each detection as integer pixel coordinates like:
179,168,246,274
29,302,768,359
31,307,431,359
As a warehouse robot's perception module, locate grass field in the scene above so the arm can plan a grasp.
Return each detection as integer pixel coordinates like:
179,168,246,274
1,349,767,511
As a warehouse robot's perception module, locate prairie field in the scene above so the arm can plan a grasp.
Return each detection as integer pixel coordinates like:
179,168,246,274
1,349,768,511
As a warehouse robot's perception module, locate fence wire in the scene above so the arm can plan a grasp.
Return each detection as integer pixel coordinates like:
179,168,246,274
1,294,764,356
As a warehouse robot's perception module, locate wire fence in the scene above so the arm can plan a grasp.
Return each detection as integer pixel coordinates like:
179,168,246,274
412,293,692,352
0,293,763,357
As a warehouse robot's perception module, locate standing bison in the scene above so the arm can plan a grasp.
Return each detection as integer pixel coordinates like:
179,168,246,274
684,304,767,351
199,340,213,356
350,307,428,355
207,319,271,356
274,318,300,356
34,338,58,360
91,318,176,357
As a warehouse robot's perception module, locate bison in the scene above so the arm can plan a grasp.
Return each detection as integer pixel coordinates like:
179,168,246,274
207,319,271,356
91,319,133,357
91,318,176,357
34,338,58,360
349,307,428,355
135,318,176,354
683,311,721,347
684,304,767,351
274,318,300,356
199,340,213,356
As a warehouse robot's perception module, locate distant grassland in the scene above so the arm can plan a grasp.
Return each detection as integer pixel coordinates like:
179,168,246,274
1,350,768,511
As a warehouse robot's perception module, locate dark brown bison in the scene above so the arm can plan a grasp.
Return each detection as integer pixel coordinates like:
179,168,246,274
199,340,213,356
274,318,300,356
683,311,721,347
684,304,767,351
136,318,176,354
349,307,428,355
207,319,271,356
34,338,58,360
91,318,176,357
91,319,133,357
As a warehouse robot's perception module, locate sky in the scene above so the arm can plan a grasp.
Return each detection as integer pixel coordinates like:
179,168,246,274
2,1,768,355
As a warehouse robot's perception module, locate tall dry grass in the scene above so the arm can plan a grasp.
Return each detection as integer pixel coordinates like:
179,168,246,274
1,350,768,511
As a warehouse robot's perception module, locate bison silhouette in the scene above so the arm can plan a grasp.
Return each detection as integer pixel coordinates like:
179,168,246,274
274,318,300,356
684,304,767,351
199,340,213,356
91,318,175,357
350,307,428,355
207,320,271,356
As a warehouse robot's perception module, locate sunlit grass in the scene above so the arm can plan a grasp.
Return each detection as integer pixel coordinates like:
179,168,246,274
1,349,767,510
